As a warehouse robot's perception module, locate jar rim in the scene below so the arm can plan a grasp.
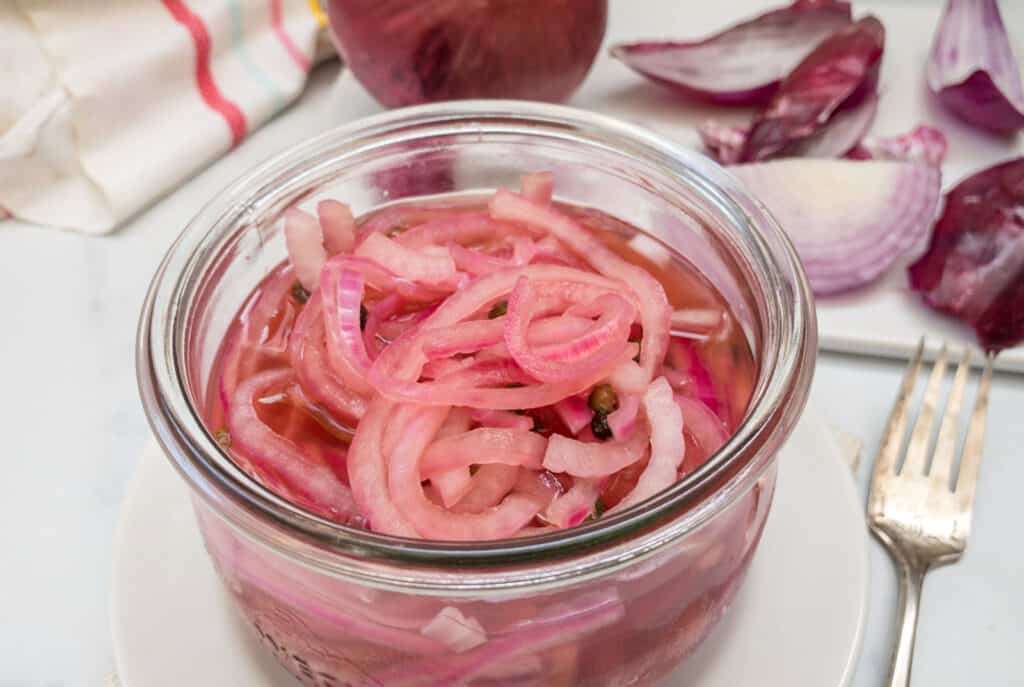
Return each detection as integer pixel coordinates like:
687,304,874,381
137,100,815,591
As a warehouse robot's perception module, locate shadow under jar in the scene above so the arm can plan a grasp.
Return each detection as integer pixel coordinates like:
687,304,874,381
138,102,816,687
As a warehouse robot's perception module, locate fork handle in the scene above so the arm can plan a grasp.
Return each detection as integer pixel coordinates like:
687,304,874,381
887,551,927,687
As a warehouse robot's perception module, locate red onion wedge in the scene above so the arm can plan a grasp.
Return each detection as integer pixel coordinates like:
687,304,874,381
610,1,852,105
927,0,1024,134
732,158,942,295
741,16,885,162
908,157,1024,351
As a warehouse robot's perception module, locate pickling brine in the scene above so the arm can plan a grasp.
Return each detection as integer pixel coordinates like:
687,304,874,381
198,172,766,686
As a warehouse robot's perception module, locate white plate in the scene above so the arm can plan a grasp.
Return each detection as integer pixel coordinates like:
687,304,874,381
111,409,868,687
317,0,1024,372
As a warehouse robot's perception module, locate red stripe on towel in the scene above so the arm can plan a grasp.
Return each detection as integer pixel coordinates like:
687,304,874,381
162,0,248,146
270,0,312,71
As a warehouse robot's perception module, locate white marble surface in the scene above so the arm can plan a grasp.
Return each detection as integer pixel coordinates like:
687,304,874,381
2,44,1024,687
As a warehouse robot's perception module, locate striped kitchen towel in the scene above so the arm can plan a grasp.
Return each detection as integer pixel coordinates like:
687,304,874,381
0,0,333,234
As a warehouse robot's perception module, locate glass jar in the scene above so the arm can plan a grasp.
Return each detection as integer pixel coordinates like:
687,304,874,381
137,101,816,687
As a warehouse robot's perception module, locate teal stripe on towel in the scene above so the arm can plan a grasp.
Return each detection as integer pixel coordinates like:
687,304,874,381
227,0,287,110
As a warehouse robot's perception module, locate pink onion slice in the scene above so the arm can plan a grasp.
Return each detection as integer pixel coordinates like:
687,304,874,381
346,398,419,537
288,292,367,423
387,407,541,541
317,199,356,255
610,2,852,105
420,429,547,475
430,468,475,508
553,396,593,435
490,191,670,382
226,369,357,523
674,394,730,459
396,211,515,249
521,171,554,205
513,468,564,508
378,590,624,687
731,158,942,295
420,607,487,653
355,231,456,284
543,426,649,478
908,157,1024,351
670,307,724,335
927,0,1024,134
605,359,647,395
470,408,534,432
543,479,600,528
505,278,635,384
611,378,684,512
234,561,448,655
452,464,521,514
319,263,374,394
607,394,641,440
284,208,327,291
741,16,885,162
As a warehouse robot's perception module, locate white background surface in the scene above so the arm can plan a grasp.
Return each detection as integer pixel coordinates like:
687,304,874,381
2,1,1024,684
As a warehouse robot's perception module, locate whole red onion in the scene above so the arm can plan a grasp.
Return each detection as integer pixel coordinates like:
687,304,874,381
326,0,608,108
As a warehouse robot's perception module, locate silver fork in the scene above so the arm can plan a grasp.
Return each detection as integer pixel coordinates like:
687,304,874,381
867,339,994,687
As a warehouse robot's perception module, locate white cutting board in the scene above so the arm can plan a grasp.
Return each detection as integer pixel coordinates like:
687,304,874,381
328,0,1024,370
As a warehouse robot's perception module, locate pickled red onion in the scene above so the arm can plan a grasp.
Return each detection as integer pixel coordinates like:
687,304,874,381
611,378,684,512
543,426,649,478
216,174,746,542
420,429,547,475
226,369,357,522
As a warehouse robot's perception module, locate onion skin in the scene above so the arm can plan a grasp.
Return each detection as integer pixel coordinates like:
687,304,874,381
326,0,607,107
611,1,852,105
908,157,1024,352
927,0,1024,134
741,16,885,162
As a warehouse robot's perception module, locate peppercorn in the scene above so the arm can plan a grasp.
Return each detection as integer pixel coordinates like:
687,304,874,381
588,383,619,415
488,300,508,319
590,412,613,440
291,281,310,304
213,428,232,448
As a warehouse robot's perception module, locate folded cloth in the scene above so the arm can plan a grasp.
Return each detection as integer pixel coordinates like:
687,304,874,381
0,0,331,234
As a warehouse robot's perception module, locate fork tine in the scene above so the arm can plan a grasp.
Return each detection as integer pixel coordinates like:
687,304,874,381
872,338,925,481
929,347,971,491
901,342,948,475
955,352,994,511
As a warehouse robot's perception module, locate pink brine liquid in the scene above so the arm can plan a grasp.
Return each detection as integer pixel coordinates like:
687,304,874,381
197,178,768,687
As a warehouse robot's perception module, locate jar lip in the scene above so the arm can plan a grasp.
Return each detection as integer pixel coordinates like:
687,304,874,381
137,100,815,588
